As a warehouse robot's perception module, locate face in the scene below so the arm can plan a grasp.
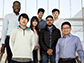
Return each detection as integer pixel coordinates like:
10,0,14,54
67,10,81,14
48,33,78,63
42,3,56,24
13,2,21,13
19,16,28,26
38,11,44,18
52,11,59,18
46,17,54,26
61,24,71,35
32,20,38,27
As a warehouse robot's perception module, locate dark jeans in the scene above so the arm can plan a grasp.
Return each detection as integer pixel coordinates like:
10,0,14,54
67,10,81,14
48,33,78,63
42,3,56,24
32,50,38,63
5,36,12,63
58,59,76,63
41,54,55,63
10,60,32,63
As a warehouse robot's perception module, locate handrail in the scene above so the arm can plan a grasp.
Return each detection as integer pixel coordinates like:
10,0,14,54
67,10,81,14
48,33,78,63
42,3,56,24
0,18,84,21
0,18,4,20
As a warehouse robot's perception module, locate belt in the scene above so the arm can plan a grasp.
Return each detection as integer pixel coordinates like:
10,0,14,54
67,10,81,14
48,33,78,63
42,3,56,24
6,35,10,37
60,58,76,61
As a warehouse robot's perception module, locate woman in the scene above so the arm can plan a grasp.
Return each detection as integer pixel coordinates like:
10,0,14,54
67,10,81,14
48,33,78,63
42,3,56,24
30,16,40,63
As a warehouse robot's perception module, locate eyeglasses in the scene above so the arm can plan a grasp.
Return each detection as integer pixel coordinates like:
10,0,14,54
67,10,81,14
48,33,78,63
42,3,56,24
46,20,53,21
13,5,20,7
62,27,71,30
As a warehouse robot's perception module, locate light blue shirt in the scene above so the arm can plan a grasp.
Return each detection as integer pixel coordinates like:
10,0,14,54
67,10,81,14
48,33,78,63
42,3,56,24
1,13,20,44
39,19,46,30
56,33,84,63
47,26,53,48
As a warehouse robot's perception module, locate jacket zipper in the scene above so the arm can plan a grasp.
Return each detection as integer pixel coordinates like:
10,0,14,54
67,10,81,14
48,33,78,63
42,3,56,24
23,29,25,36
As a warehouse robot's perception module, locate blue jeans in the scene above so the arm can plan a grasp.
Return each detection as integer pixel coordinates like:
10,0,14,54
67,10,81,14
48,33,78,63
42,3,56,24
41,54,55,63
10,60,32,63
32,50,38,63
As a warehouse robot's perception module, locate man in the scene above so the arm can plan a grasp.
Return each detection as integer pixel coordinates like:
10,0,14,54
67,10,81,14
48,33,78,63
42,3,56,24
56,22,84,63
37,8,46,63
1,1,21,63
10,13,35,63
52,8,64,30
37,8,46,30
39,15,61,63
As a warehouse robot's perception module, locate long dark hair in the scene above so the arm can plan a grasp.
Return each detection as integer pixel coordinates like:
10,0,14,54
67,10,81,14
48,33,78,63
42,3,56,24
30,16,39,35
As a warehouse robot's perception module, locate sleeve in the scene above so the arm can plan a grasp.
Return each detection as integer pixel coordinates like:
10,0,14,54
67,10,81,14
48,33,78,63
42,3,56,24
39,29,49,52
1,15,9,44
31,31,35,52
76,37,84,63
56,39,60,63
9,29,16,53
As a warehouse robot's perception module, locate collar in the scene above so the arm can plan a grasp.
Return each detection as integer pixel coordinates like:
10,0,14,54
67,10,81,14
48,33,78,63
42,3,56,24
62,33,72,38
45,24,57,31
13,12,20,16
54,18,59,21
39,19,45,22
18,25,30,30
47,26,53,30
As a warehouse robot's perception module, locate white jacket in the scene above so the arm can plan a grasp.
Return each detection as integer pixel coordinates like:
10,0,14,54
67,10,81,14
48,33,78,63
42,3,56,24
9,26,35,61
33,29,40,60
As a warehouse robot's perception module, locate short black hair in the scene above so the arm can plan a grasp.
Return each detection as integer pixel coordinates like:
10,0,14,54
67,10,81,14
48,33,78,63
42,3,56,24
37,8,45,14
61,22,71,29
18,13,29,21
46,15,53,20
13,1,21,6
52,8,60,14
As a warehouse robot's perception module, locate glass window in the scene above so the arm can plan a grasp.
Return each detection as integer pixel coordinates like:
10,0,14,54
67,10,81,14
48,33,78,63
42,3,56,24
38,0,47,18
0,21,3,38
19,0,25,14
49,0,58,15
83,0,84,7
4,0,25,17
71,0,82,18
26,0,36,18
0,0,3,18
71,21,83,41
4,0,14,17
60,0,70,18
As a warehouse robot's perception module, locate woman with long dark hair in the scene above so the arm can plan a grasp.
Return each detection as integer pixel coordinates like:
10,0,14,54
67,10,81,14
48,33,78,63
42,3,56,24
30,16,40,63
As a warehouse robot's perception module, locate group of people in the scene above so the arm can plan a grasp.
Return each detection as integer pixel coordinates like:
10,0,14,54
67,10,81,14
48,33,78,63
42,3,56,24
0,1,84,63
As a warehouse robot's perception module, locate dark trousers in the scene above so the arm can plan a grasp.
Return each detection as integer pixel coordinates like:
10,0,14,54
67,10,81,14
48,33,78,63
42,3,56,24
58,59,76,63
39,49,42,63
32,50,38,63
5,36,12,63
41,54,55,63
10,60,32,63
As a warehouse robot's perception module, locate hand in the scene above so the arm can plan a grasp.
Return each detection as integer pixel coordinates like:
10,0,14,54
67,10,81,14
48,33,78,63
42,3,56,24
48,49,53,52
1,44,5,53
34,46,40,50
47,49,53,55
47,50,52,55
0,52,3,61
35,46,40,49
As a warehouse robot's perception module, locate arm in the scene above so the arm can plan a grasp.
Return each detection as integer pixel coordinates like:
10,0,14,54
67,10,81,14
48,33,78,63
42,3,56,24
31,31,35,51
76,37,84,63
56,39,60,63
9,29,16,53
39,29,49,52
1,15,9,53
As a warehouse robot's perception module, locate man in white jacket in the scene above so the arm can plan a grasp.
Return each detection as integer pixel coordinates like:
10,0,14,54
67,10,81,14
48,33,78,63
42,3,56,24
52,8,64,31
10,13,35,63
